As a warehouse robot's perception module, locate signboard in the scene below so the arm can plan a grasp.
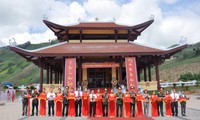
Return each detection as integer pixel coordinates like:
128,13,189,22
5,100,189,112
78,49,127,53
65,58,76,89
125,57,138,91
82,62,119,68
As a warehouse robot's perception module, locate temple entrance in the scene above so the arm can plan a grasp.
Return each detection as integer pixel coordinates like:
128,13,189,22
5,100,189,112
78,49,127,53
87,68,112,88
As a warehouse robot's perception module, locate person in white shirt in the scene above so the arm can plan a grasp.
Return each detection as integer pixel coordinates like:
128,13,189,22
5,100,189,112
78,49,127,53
170,89,179,116
89,90,97,117
75,87,83,117
47,87,56,116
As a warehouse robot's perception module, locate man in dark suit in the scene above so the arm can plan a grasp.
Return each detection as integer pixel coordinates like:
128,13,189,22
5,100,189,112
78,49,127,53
180,90,189,116
22,87,30,116
62,86,69,117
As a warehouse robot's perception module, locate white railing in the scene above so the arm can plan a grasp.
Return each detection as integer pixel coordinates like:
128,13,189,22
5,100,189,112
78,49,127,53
160,80,197,87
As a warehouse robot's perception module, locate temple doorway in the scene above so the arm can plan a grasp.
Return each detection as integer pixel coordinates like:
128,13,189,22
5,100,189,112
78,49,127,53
87,68,111,88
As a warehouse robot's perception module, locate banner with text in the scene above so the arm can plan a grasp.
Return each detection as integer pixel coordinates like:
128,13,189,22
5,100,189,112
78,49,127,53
125,57,138,91
65,58,76,89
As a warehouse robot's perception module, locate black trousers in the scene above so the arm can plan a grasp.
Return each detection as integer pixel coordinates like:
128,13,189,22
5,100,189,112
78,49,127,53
22,101,28,116
62,103,68,116
180,101,186,115
130,103,135,117
116,104,123,117
31,100,38,115
90,102,96,117
102,104,108,117
48,100,54,116
171,101,178,116
157,101,164,116
75,99,82,116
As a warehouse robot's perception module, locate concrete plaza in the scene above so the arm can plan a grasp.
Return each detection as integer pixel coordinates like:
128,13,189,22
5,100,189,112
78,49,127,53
0,94,200,120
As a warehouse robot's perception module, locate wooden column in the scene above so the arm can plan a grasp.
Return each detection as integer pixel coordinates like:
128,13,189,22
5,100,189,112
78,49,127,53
155,61,160,90
62,57,65,86
118,57,123,84
78,57,82,86
115,29,118,43
50,67,53,84
144,66,147,82
54,70,57,84
80,29,82,43
46,67,49,84
137,69,141,82
39,58,44,91
148,64,151,81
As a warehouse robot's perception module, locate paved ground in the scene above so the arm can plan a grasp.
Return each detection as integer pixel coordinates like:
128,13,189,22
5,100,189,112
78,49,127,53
0,94,200,120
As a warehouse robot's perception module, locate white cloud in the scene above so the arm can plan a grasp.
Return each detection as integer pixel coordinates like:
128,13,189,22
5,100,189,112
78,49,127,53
0,0,199,48
161,0,179,4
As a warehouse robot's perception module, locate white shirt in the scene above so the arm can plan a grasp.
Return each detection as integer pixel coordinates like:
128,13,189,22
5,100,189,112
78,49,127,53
89,93,97,102
47,92,56,101
170,92,179,102
75,91,82,100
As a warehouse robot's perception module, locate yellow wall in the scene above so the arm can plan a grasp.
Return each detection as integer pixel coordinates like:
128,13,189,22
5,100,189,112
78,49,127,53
68,39,128,43
82,68,87,81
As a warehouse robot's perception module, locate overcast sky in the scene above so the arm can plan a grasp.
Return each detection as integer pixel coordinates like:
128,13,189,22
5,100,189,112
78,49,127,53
0,0,199,48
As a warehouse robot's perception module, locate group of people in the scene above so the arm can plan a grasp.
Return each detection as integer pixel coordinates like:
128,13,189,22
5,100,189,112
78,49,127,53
21,86,189,118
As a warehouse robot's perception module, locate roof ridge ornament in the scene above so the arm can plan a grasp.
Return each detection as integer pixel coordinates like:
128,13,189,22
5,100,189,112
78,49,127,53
9,37,17,47
149,14,155,20
179,36,187,45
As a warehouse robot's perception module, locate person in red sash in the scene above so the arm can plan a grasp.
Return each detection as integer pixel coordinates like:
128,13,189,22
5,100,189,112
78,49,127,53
55,88,63,117
124,89,131,117
164,90,172,116
82,88,90,116
136,90,144,117
150,91,159,117
96,89,102,117
68,88,76,116
108,89,116,117
22,87,30,116
38,88,47,116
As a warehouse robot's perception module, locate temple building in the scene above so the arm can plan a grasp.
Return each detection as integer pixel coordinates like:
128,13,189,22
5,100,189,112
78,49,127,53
10,19,187,91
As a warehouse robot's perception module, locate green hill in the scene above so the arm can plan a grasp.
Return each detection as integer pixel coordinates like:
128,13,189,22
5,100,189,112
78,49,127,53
0,41,200,86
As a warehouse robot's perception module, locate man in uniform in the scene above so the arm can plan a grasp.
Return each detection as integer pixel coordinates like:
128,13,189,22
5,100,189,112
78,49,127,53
157,87,165,117
22,87,30,116
102,88,109,117
130,86,136,117
62,86,69,117
31,88,39,116
116,87,124,117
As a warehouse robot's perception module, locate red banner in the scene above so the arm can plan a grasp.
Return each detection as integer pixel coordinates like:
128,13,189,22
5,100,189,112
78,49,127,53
125,57,138,92
65,58,76,89
82,62,119,68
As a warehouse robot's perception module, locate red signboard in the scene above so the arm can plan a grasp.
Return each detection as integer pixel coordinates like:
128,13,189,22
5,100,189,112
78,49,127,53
65,58,76,89
82,62,119,68
125,57,138,92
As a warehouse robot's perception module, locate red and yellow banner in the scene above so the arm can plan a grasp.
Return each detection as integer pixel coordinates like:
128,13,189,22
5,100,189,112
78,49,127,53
82,62,119,68
125,57,138,92
65,58,76,89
